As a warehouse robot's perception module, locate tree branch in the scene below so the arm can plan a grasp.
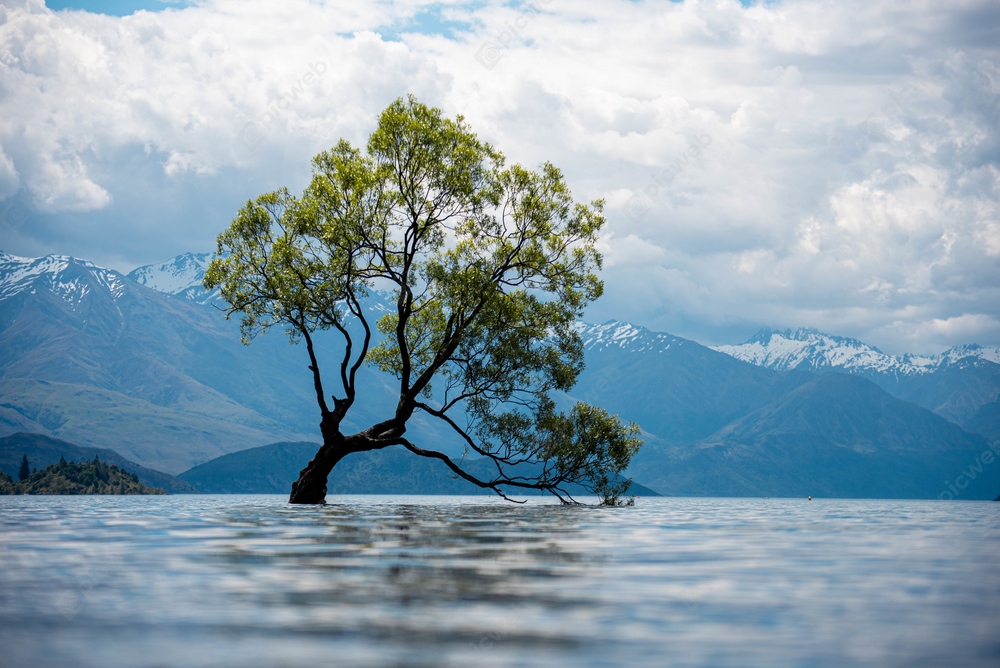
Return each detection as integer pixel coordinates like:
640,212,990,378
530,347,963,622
299,323,329,417
394,438,576,504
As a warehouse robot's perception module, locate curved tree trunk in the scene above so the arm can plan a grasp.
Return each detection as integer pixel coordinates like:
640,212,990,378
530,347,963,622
289,432,349,504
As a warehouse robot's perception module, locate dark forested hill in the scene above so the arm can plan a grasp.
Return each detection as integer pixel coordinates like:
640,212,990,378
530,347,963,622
0,456,166,495
0,432,196,493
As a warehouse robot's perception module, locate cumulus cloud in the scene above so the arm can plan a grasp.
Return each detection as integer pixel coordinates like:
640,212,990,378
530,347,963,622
0,144,19,198
0,0,997,354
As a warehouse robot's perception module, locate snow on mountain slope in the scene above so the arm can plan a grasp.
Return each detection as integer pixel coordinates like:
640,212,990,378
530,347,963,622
573,320,685,354
714,328,1000,375
713,328,921,375
0,251,127,307
126,252,217,303
933,344,1000,367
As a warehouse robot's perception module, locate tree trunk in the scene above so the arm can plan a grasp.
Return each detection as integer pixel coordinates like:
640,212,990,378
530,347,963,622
288,432,349,504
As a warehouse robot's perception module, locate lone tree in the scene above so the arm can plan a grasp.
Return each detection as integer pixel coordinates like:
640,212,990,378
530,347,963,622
18,454,30,482
206,96,642,505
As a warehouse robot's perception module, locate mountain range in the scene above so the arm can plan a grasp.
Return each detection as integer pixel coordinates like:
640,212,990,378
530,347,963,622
715,327,1000,375
714,328,1000,440
1,249,998,499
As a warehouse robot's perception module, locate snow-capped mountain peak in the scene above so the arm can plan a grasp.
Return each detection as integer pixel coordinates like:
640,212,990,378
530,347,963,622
126,252,217,303
573,320,684,354
0,250,127,307
714,327,909,374
934,343,1000,367
714,327,1000,376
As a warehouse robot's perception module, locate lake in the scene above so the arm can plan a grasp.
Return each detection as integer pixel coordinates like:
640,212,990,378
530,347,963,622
1,495,998,667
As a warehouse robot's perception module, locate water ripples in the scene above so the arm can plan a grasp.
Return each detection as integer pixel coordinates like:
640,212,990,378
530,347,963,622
1,495,998,667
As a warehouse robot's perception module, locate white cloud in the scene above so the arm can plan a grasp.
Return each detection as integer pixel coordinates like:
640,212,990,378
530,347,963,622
873,313,1000,355
0,0,997,354
0,144,19,199
33,155,112,211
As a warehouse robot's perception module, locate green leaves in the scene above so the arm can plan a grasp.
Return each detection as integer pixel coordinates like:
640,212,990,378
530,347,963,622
473,399,643,504
206,95,644,504
368,96,504,225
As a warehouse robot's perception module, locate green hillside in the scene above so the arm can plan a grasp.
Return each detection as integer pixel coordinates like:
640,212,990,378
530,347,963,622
0,379,311,474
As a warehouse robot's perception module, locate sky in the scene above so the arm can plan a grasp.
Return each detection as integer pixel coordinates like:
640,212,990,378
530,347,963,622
0,0,998,355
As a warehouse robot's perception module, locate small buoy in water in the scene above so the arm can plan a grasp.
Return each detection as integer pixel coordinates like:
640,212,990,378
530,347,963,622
808,496,812,500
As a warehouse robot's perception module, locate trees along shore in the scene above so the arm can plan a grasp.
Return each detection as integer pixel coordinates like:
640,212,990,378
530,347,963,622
0,455,166,495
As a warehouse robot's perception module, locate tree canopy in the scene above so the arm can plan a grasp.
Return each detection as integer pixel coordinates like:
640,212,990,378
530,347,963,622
205,96,642,505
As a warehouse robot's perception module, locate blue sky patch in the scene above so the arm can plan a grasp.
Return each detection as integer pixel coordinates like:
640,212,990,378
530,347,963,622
46,1,194,17
377,4,479,42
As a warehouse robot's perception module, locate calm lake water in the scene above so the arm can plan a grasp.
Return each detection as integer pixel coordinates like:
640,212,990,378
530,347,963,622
0,495,998,668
